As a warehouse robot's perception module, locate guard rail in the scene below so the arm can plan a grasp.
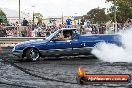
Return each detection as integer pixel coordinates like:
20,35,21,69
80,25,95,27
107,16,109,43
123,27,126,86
0,37,45,47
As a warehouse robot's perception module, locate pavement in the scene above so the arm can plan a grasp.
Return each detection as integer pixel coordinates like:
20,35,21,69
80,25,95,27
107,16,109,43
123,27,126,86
0,48,132,88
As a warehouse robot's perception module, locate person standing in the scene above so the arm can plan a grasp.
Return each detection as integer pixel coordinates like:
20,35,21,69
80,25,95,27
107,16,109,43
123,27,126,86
66,17,72,28
80,17,85,26
80,17,85,34
22,18,28,26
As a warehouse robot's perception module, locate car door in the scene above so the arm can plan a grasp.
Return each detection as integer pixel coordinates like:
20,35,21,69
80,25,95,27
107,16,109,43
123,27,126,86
45,40,73,56
71,35,99,55
80,35,99,55
70,40,82,55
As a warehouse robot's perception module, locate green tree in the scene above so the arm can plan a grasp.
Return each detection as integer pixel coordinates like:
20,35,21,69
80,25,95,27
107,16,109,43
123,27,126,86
34,13,43,24
106,0,132,23
84,7,109,24
0,9,7,23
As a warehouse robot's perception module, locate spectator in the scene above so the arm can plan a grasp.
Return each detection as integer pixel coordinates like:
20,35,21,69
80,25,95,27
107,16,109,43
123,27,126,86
91,25,98,34
32,28,35,37
42,22,46,29
22,18,28,26
37,27,42,37
99,25,106,34
46,29,51,37
85,26,92,34
37,22,41,27
27,26,32,37
127,18,132,29
13,28,17,37
80,25,85,34
84,22,92,34
34,27,39,37
21,27,27,37
0,28,6,37
106,25,113,34
40,29,46,37
80,17,85,25
15,21,18,26
66,17,72,28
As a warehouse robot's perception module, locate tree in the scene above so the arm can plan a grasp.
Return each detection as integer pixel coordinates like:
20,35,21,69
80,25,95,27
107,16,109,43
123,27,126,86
84,7,109,24
106,0,132,23
0,9,7,23
34,13,43,24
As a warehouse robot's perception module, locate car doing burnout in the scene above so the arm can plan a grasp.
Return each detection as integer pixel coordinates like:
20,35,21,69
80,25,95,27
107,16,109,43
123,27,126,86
12,28,121,61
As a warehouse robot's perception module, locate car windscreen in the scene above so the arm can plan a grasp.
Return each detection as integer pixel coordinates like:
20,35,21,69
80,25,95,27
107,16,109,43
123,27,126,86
45,29,60,41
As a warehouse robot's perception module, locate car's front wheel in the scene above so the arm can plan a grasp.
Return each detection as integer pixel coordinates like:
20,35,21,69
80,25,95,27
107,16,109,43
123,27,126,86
26,48,40,61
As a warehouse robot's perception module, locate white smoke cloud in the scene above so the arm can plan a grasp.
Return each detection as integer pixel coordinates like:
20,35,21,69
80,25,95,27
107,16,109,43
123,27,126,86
92,29,132,62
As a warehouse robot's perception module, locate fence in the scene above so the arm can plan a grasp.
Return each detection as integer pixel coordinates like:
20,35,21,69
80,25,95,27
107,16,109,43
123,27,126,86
0,23,123,47
0,25,47,47
0,37,44,47
0,26,50,37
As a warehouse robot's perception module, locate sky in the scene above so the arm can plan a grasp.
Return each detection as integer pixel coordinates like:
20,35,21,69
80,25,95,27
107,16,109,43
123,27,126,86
0,0,112,17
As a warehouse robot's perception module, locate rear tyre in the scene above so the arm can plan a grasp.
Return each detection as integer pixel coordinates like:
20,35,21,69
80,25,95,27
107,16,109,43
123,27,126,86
26,48,40,61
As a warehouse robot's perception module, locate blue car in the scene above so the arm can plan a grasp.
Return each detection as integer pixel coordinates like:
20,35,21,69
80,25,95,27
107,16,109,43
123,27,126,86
12,28,121,61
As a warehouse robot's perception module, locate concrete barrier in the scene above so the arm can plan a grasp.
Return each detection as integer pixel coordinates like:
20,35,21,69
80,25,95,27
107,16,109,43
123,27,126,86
0,37,45,47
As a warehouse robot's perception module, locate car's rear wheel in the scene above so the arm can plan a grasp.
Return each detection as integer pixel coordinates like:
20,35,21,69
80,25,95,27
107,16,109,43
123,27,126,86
26,48,40,61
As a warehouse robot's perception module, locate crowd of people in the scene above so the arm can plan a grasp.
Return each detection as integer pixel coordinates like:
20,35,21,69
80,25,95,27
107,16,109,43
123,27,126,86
123,18,132,30
0,25,50,37
0,17,132,37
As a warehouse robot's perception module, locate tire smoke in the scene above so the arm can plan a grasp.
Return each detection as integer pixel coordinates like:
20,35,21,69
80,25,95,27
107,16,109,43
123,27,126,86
91,29,132,62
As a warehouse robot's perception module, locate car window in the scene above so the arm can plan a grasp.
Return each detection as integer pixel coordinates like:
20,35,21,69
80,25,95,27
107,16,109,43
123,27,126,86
71,30,80,40
51,30,73,41
45,29,60,41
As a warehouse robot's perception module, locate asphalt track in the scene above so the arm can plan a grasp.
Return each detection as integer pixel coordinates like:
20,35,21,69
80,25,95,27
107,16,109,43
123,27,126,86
0,47,132,88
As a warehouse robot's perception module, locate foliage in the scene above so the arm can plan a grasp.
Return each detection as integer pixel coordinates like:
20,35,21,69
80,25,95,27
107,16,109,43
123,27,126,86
84,7,109,24
34,13,43,23
0,9,7,23
106,0,132,23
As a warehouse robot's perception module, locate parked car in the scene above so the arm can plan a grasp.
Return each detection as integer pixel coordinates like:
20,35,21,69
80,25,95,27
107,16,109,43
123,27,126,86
12,28,121,61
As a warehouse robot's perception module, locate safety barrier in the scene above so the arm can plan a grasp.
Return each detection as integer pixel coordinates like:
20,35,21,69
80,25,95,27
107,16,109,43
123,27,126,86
0,37,45,47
